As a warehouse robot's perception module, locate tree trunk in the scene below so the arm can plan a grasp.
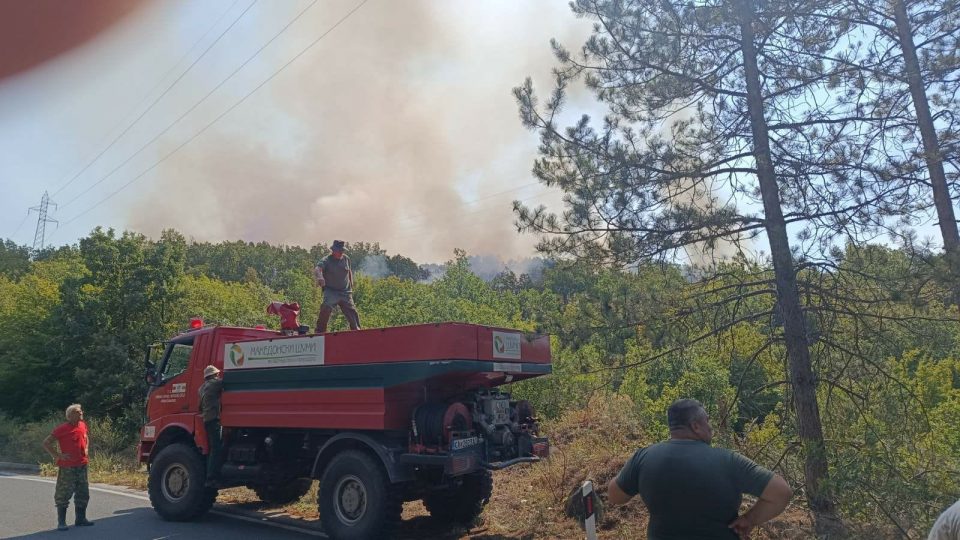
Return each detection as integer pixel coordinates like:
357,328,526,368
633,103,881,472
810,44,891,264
736,1,843,535
892,0,960,306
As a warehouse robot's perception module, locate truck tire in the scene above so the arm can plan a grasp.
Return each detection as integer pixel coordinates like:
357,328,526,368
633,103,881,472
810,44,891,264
148,443,217,521
318,450,402,540
253,478,313,505
423,469,493,526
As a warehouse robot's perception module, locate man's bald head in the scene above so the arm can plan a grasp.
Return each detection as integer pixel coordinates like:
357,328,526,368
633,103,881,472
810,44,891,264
667,398,713,443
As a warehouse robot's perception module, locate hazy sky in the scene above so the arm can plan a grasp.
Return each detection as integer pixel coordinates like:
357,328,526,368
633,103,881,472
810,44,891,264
0,0,594,263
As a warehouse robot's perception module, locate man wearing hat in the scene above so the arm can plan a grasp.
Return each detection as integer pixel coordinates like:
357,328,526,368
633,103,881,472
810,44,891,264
313,240,361,333
607,398,793,539
199,365,224,485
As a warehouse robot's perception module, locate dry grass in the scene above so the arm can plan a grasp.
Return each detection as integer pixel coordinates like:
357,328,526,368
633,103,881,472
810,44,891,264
221,395,814,539
37,396,815,538
481,394,652,539
476,394,813,539
40,454,148,491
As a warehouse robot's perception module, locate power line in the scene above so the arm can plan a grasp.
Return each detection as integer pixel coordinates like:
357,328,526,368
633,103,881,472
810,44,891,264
300,179,542,227
5,3,243,248
6,210,31,242
50,0,242,199
59,0,370,227
57,0,330,214
53,0,257,200
387,188,556,243
462,181,541,204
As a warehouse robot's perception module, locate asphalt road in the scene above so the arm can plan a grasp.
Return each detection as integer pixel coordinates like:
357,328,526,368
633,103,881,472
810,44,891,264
0,473,322,539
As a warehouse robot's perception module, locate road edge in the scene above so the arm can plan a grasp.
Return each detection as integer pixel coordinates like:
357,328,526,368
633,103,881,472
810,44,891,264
0,472,326,537
0,461,41,473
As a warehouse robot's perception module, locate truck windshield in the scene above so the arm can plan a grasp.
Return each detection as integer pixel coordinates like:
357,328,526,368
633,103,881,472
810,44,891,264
157,338,194,382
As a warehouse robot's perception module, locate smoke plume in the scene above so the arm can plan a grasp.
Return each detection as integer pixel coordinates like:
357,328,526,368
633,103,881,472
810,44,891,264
357,254,389,279
125,1,591,263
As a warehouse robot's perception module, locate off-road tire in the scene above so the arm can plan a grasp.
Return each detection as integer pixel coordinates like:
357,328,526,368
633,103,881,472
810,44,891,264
318,450,402,540
148,443,217,521
253,478,313,505
423,469,493,526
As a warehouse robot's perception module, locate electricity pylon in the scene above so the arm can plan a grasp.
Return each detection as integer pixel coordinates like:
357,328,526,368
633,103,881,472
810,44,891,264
29,191,58,252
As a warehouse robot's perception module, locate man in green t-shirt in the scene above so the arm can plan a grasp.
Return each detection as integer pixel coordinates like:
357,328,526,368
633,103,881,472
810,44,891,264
607,399,793,539
199,365,224,485
314,240,361,333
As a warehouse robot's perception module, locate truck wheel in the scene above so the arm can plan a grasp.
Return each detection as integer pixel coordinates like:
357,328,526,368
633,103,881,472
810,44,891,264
253,478,313,505
148,443,217,521
424,469,493,526
318,450,401,540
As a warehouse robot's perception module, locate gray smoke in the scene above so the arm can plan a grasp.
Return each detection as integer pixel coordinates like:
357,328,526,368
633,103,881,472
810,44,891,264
666,177,751,268
467,254,546,281
124,1,591,262
418,254,546,283
357,254,389,279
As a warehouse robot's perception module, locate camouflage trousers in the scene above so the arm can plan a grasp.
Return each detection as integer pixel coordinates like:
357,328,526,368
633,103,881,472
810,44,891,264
54,465,90,508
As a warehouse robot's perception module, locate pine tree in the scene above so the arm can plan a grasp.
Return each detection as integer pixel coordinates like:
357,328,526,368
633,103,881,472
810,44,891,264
511,0,921,531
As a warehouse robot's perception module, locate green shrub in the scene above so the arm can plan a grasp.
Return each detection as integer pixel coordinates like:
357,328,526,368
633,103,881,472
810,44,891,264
0,412,138,466
0,412,59,464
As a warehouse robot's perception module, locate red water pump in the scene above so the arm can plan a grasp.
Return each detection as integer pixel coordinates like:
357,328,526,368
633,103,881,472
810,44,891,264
266,301,307,335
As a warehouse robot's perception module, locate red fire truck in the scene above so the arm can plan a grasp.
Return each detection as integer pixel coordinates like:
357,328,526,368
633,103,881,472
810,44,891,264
138,321,550,539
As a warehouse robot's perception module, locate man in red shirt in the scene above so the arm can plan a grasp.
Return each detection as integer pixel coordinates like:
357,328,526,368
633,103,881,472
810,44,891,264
42,403,95,531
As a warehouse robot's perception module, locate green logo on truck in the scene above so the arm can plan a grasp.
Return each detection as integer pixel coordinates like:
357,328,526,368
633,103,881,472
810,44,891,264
492,331,522,359
229,344,245,367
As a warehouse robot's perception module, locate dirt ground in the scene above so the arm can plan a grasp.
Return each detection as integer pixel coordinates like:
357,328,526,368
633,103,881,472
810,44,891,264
215,478,816,539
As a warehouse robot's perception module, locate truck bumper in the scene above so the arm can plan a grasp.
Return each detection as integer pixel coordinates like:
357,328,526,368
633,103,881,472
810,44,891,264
135,441,154,464
399,436,549,475
398,449,481,476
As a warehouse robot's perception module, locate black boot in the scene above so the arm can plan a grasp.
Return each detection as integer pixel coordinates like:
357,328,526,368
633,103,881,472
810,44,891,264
75,506,94,526
56,506,68,531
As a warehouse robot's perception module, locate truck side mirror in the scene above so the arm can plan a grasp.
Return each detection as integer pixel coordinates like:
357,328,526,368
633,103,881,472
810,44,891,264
144,347,158,385
144,347,155,369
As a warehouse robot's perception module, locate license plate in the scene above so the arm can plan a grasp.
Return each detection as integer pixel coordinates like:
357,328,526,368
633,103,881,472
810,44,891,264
451,436,479,451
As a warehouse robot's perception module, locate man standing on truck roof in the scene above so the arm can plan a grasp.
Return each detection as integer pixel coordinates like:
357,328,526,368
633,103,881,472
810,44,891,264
199,365,224,486
42,403,95,531
314,239,361,333
607,398,793,539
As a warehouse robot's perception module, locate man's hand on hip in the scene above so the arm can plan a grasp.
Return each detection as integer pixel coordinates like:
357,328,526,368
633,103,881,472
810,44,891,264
728,514,755,538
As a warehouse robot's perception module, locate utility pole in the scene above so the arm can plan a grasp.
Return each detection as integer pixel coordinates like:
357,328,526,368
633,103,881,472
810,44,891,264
29,191,57,252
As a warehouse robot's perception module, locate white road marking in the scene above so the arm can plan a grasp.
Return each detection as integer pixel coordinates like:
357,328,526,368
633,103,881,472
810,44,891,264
209,509,325,536
0,473,150,501
0,473,325,537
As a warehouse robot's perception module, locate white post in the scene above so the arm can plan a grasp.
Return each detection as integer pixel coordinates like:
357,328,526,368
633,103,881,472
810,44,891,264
581,480,598,540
